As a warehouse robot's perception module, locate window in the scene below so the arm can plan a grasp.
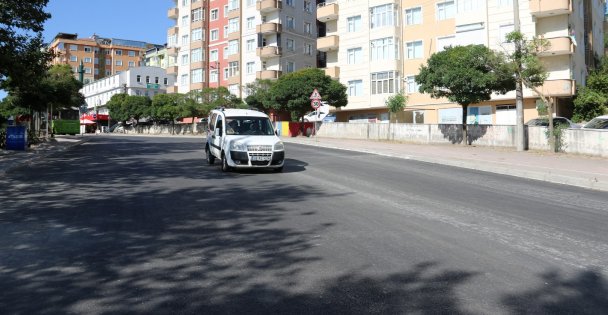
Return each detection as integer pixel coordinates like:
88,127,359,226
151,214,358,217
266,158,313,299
304,22,312,35
105,49,111,55
128,61,135,67
70,44,78,51
191,48,203,62
211,8,218,20
84,46,92,52
246,39,255,52
70,55,78,62
304,43,312,55
406,76,419,94
155,77,159,84
497,0,512,6
406,40,423,59
405,7,422,25
94,69,99,75
228,40,239,55
181,54,189,65
437,1,455,20
223,46,228,58
94,58,99,64
210,49,218,61
286,38,295,51
371,37,398,61
370,4,397,29
285,61,295,73
210,69,218,83
223,67,229,79
347,47,362,64
85,67,92,74
182,0,189,6
436,35,455,52
247,0,255,6
348,80,363,96
163,77,169,85
228,0,239,11
181,15,189,26
146,76,150,83
286,16,295,29
247,17,255,30
137,75,141,83
499,24,514,43
286,0,293,6
304,1,312,13
115,50,122,55
229,84,239,96
105,59,111,65
182,34,189,45
210,29,219,41
228,18,239,33
224,25,229,38
371,71,397,94
192,8,203,22
180,74,189,86
192,68,203,83
192,28,203,41
347,16,362,32
457,0,482,13
246,62,255,74
227,61,239,77
116,60,123,66
128,51,136,57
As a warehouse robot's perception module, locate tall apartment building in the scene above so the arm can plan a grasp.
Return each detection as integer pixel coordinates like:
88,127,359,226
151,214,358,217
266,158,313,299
48,33,157,84
166,0,317,98
317,0,605,124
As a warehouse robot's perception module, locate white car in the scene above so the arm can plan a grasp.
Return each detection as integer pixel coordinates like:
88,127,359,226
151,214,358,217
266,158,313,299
205,108,285,172
582,115,608,130
303,110,328,122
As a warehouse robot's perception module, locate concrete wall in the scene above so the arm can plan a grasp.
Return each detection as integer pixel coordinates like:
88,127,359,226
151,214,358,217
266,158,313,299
120,123,206,135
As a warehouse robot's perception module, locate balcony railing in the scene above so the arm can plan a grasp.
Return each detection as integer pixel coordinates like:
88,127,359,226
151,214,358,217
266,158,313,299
256,46,282,58
256,70,282,80
166,66,179,75
538,79,575,97
324,66,340,79
529,0,571,17
257,0,282,13
256,22,282,34
167,7,178,19
317,35,339,52
537,36,574,56
317,2,338,22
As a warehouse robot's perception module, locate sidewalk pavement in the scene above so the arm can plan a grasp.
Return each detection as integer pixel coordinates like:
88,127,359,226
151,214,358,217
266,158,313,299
282,136,608,192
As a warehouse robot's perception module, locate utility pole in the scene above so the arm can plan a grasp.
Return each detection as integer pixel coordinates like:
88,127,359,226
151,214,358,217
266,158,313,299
513,0,526,151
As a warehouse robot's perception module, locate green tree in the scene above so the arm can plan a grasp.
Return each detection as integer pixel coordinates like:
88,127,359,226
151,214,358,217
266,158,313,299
106,94,129,122
416,44,515,144
386,92,408,123
151,93,181,134
244,79,275,111
122,95,150,122
573,59,608,122
268,68,347,121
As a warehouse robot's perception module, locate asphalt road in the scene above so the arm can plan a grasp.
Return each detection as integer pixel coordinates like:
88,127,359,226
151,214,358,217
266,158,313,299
1,135,607,314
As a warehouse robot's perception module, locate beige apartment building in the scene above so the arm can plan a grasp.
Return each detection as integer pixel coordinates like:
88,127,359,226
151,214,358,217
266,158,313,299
317,0,605,124
48,33,156,84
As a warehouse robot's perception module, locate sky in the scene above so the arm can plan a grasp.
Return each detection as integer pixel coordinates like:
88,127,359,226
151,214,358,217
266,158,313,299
1,0,174,100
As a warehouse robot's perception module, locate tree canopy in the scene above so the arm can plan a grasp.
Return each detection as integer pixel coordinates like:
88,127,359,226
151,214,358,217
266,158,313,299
573,59,608,122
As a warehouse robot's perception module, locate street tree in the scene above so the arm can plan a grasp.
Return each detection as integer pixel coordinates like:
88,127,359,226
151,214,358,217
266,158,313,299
573,59,608,122
122,95,150,122
106,94,129,122
386,92,408,123
269,68,347,121
244,79,275,112
416,44,515,145
151,93,182,134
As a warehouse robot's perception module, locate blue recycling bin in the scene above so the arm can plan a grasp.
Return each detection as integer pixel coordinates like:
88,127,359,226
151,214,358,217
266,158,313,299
6,126,28,150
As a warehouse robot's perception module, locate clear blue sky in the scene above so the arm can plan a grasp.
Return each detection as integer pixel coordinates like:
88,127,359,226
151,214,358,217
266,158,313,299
1,0,173,100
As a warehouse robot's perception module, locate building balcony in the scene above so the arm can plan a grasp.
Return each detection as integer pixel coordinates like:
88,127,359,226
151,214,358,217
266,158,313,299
167,7,178,19
256,46,282,58
257,0,282,13
256,70,282,80
324,66,340,79
256,22,282,34
166,66,179,75
167,47,179,56
167,85,178,93
167,26,179,36
537,36,574,56
529,0,571,17
317,35,339,52
537,79,575,97
317,2,338,22
227,75,240,85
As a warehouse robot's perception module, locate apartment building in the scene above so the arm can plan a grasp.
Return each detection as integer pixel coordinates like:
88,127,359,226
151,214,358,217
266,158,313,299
317,0,605,124
48,33,157,84
166,0,318,98
144,45,170,68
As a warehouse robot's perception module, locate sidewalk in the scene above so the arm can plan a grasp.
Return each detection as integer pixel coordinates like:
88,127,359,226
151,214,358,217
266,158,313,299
0,135,87,176
282,136,608,192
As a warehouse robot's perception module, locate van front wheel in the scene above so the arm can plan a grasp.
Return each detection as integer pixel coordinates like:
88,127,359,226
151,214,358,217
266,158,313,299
206,147,215,165
221,152,231,172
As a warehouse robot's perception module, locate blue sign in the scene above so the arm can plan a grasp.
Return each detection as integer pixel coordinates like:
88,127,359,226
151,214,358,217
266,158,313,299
6,126,28,150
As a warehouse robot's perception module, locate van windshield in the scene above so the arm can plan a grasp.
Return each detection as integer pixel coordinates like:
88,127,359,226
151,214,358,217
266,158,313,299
225,117,275,135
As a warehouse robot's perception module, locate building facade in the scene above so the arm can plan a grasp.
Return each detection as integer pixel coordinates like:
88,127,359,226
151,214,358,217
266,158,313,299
166,0,318,98
48,33,159,84
317,0,606,124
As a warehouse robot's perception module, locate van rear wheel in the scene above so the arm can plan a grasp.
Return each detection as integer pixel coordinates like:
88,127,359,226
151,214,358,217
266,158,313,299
206,147,215,165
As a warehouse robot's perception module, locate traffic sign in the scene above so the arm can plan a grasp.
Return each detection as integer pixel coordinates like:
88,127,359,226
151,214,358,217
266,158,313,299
311,99,322,109
309,88,322,100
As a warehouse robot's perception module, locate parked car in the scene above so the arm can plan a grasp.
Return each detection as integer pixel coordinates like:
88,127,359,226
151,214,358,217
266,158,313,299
322,113,337,123
303,110,328,122
525,117,580,128
582,115,608,129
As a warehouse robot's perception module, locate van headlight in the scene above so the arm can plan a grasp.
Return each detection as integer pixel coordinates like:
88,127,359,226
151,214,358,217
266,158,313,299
274,141,284,151
230,141,247,151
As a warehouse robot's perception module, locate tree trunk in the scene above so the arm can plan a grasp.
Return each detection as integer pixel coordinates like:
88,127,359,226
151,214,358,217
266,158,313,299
462,104,468,145
547,98,556,152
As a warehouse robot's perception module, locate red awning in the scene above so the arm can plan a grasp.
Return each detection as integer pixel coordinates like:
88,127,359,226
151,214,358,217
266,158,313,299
81,114,109,121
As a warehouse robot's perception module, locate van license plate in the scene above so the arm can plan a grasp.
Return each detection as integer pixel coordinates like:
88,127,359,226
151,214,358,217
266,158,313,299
251,156,271,161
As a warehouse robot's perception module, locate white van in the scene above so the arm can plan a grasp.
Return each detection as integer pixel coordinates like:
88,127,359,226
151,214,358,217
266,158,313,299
205,108,285,172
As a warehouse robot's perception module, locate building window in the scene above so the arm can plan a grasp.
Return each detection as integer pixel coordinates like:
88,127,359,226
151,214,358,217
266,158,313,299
286,38,295,51
115,50,122,56
437,1,455,20
247,17,255,30
497,0,512,6
105,59,111,65
286,16,295,29
371,71,397,94
83,57,92,63
406,76,419,94
128,51,136,57
146,76,150,83
370,4,397,29
181,54,189,65
347,16,362,32
223,46,228,58
228,18,239,33
228,0,239,11
137,75,141,83
192,28,203,41
210,49,218,61
227,61,239,77
285,61,295,73
457,0,482,13
348,80,363,96
228,40,239,55
70,55,77,62
246,62,254,75
405,7,422,25
224,25,229,38
224,5,229,17
304,22,312,35
304,1,312,13
116,60,123,66
436,35,455,52
163,77,168,85
371,37,398,61
210,29,219,41
192,68,203,83
247,0,255,6
181,15,189,26
70,44,78,51
192,8,203,22
128,61,135,67
84,46,92,52
406,40,423,59
180,74,189,86
246,39,255,52
347,47,362,64
155,77,159,84
304,43,312,55
211,8,218,20
499,24,515,43
182,34,189,45
94,69,99,75
94,58,99,64
210,70,218,83
84,67,92,74
191,48,203,62
286,0,293,6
